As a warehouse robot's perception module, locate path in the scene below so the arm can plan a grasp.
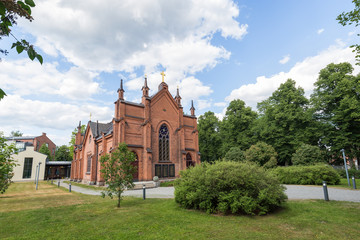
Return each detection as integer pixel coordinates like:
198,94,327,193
55,180,360,202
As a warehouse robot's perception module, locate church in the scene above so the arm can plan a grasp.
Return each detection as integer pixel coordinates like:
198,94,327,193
70,73,200,185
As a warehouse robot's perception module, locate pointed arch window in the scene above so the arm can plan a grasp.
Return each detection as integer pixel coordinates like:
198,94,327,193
159,124,170,162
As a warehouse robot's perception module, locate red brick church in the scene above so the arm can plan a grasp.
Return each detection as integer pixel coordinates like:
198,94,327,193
70,74,200,184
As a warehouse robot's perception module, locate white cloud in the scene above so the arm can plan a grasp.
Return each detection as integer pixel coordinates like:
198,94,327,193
279,55,290,64
214,102,227,107
225,42,360,109
348,31,355,36
197,99,212,110
317,28,324,34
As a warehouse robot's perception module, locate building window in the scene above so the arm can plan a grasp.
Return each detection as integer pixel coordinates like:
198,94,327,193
186,153,194,168
22,158,33,179
158,124,170,162
87,155,91,173
89,135,92,143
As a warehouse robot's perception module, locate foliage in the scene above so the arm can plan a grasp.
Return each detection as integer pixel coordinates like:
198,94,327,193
224,146,245,162
336,168,360,178
55,145,72,161
0,0,43,100
244,142,278,168
69,124,86,158
38,143,52,161
337,0,360,65
100,142,136,208
220,99,257,155
175,161,287,215
310,62,360,164
10,130,23,137
256,79,318,165
271,165,340,185
0,133,17,194
291,144,326,166
198,111,222,163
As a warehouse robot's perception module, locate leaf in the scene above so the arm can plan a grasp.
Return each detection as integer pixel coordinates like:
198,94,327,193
0,2,5,15
27,47,35,60
0,88,6,100
16,45,24,54
11,43,17,49
36,54,43,64
25,0,36,7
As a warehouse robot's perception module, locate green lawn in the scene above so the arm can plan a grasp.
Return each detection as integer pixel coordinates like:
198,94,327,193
0,182,359,240
334,178,360,190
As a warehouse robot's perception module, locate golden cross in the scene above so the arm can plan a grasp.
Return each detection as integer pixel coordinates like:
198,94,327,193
145,74,147,78
161,71,166,82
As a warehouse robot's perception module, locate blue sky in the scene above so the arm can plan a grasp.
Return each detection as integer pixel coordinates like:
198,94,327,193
0,0,359,146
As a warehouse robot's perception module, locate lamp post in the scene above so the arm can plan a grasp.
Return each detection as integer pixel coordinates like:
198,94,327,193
34,165,38,184
341,149,350,187
36,162,42,190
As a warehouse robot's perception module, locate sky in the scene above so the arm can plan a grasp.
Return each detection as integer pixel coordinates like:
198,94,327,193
0,0,359,146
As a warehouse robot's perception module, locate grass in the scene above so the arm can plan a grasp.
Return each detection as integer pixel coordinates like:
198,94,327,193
0,182,359,239
63,180,106,191
328,178,360,190
160,180,176,187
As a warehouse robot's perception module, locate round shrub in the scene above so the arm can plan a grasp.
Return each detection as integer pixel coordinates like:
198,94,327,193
224,147,245,162
174,161,287,215
271,164,340,185
244,142,278,169
291,144,325,165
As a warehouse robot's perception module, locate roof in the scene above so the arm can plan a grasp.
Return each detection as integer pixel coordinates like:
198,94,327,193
46,161,72,166
5,136,36,140
88,121,113,138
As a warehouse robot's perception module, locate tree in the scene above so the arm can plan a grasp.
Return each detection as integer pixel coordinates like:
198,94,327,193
337,0,360,65
311,62,360,164
244,142,278,169
291,144,326,166
220,99,257,155
0,0,43,100
10,130,22,137
198,111,222,163
39,143,52,161
100,143,136,208
224,146,245,162
69,124,86,158
0,133,17,194
256,79,317,165
55,145,72,162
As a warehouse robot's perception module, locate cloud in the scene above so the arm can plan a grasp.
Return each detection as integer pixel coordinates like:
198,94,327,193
317,28,324,35
279,55,290,64
214,102,227,107
225,42,360,109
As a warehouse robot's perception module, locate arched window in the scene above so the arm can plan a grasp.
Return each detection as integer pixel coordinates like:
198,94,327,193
159,124,170,162
186,153,194,168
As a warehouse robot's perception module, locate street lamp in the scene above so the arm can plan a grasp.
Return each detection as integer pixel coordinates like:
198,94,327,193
36,162,42,190
340,149,350,187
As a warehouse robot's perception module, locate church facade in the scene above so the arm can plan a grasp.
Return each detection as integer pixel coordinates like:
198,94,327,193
70,75,200,184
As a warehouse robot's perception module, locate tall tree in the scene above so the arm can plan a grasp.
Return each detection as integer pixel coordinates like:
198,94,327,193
39,143,52,161
256,79,317,165
100,143,136,208
198,111,222,162
0,133,17,194
337,0,360,65
220,99,257,155
10,130,23,137
311,62,360,164
69,124,86,158
55,145,72,162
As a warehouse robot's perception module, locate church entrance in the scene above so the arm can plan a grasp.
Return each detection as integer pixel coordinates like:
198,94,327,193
155,164,175,178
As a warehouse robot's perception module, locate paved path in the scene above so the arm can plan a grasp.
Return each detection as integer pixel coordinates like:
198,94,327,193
55,180,360,202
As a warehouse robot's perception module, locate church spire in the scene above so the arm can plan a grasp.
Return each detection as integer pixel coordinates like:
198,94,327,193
142,75,149,97
190,100,195,116
117,79,125,100
174,86,182,107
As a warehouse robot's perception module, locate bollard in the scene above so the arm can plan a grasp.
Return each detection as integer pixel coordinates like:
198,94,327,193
323,181,329,201
69,182,72,192
143,184,146,200
352,176,357,190
51,179,53,184
58,180,60,188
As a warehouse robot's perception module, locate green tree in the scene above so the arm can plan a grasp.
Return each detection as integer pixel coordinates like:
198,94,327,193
10,130,23,137
244,142,278,169
55,145,72,162
198,111,222,163
337,0,360,65
311,62,360,164
69,124,86,158
224,146,245,162
256,79,317,165
100,143,136,208
291,144,326,166
0,133,17,194
0,0,43,100
39,143,52,161
220,99,257,155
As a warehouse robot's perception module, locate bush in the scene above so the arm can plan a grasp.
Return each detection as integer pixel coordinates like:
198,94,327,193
244,142,277,169
271,165,340,185
174,161,287,215
291,144,325,165
224,147,245,162
336,168,360,178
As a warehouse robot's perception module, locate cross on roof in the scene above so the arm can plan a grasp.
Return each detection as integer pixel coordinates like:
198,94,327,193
161,71,166,82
